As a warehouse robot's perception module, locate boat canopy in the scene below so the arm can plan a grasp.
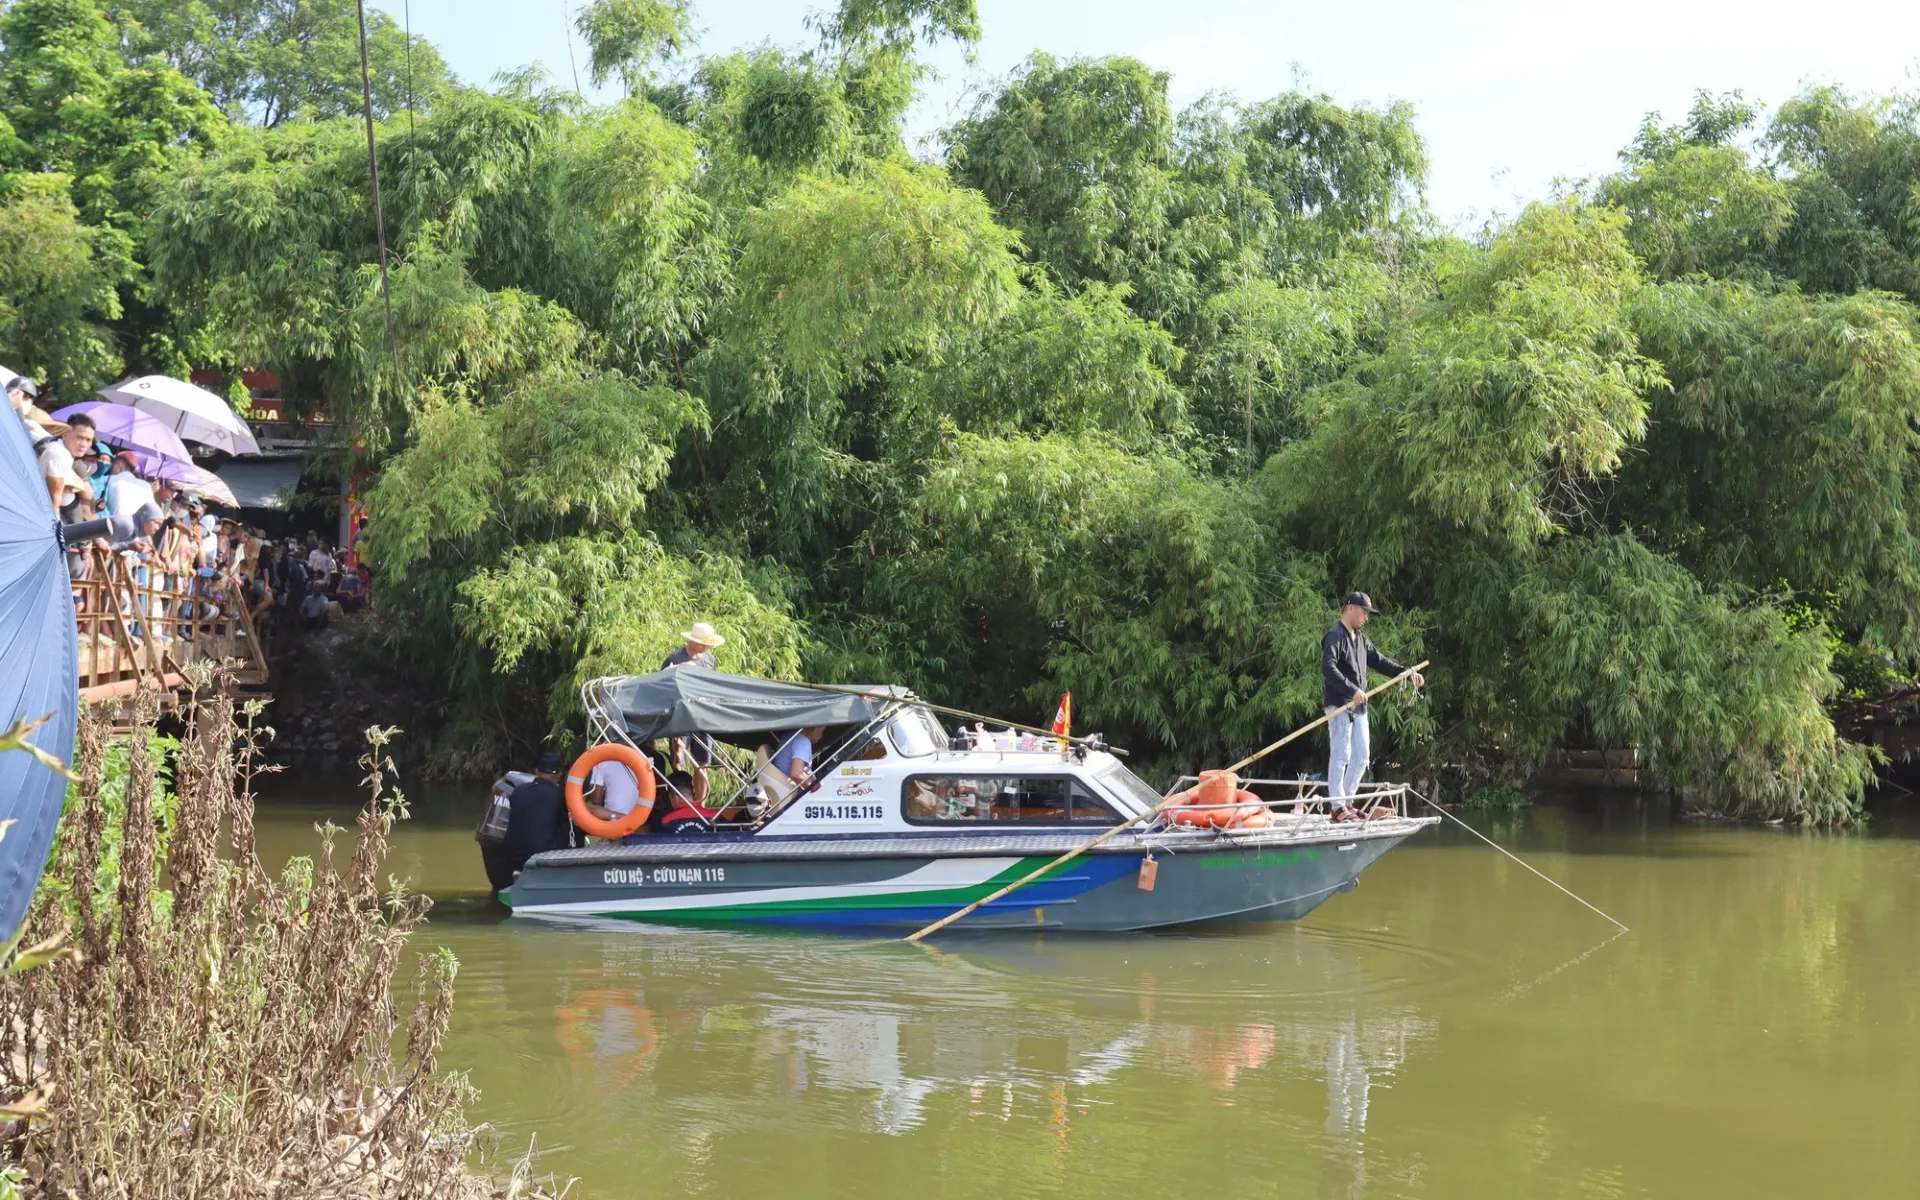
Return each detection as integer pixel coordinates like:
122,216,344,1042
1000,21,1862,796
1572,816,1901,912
595,669,908,743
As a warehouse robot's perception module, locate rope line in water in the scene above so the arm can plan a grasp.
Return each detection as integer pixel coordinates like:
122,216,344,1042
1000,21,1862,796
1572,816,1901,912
1414,791,1630,934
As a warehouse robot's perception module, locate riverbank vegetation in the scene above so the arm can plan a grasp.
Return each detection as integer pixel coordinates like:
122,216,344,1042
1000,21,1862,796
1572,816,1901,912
0,682,550,1196
6,0,1920,819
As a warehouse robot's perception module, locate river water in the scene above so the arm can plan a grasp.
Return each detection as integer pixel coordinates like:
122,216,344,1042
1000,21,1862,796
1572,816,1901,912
253,780,1920,1199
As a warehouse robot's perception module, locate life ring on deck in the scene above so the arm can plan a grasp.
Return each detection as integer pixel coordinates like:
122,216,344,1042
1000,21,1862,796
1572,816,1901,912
565,743,657,839
1167,788,1211,826
1171,788,1269,829
1224,789,1270,829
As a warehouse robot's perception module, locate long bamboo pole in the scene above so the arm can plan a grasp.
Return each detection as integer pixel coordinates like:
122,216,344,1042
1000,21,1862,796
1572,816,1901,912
902,660,1429,943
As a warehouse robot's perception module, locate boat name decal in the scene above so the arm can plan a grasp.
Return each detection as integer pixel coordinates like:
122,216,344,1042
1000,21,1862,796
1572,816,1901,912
802,803,885,821
833,781,875,797
601,866,727,885
840,767,872,776
1199,848,1325,871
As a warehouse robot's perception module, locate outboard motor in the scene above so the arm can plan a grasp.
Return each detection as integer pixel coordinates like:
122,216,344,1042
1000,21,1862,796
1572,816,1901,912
476,770,532,894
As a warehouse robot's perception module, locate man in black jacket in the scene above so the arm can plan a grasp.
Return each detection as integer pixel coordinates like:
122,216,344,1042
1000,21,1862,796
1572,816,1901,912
1321,592,1423,820
501,752,576,877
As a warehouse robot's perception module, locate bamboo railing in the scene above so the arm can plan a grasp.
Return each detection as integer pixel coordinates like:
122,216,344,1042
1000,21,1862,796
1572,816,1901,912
71,546,271,703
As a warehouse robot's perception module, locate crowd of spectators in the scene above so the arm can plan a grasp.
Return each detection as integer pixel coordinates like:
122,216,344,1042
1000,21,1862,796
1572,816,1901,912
9,371,371,646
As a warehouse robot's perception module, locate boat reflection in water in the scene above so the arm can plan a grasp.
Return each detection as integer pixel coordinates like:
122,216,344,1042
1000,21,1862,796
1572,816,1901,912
497,920,1433,1190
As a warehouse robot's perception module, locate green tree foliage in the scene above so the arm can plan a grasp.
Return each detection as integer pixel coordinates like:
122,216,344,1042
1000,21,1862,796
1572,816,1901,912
74,1,1920,817
732,59,852,171
730,162,1022,385
948,53,1174,291
123,0,449,125
1762,86,1920,299
1623,280,1920,653
459,533,805,723
889,432,1431,768
576,0,692,95
883,282,1185,456
0,181,125,391
1597,94,1792,279
1276,202,1661,562
0,0,226,377
357,368,733,729
1501,536,1872,822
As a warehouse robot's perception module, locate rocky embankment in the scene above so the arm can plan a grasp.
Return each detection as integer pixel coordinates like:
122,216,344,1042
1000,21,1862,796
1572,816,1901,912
258,618,441,768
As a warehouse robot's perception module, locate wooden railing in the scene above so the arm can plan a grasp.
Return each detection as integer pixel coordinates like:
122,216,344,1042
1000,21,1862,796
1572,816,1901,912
73,547,270,702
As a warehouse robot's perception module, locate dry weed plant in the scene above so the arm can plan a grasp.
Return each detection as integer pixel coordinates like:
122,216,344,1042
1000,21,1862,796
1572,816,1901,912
0,672,564,1198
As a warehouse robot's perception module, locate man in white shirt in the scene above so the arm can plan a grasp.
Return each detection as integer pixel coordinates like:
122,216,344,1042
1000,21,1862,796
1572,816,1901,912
306,542,336,585
104,453,158,519
38,413,96,516
584,759,648,836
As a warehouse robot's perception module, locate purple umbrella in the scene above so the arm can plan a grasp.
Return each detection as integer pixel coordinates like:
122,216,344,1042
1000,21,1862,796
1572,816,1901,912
50,401,192,463
137,457,240,508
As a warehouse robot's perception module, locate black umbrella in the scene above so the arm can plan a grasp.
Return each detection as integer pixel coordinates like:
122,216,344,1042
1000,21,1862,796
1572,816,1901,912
0,409,78,943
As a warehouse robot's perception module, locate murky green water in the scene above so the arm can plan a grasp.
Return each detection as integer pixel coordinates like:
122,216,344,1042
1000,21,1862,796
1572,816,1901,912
254,780,1920,1199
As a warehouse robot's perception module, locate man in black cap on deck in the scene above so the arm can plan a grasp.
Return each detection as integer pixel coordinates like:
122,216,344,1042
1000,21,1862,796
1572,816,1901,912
1321,592,1423,821
501,751,576,878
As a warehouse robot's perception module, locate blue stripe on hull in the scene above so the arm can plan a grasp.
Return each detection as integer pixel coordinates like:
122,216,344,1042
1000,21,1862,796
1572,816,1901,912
632,855,1143,930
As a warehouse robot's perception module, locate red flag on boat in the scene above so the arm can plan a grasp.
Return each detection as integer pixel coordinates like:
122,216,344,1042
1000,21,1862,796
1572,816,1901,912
1051,693,1072,737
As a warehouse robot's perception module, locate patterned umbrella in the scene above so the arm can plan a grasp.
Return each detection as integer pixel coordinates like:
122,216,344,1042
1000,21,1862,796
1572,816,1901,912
0,398,80,941
98,375,260,456
51,401,192,464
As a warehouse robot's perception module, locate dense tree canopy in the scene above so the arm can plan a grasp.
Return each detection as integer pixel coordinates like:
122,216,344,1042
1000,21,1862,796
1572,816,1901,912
7,0,1920,818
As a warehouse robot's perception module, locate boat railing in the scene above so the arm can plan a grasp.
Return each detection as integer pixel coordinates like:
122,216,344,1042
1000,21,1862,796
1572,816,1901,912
1165,776,1413,823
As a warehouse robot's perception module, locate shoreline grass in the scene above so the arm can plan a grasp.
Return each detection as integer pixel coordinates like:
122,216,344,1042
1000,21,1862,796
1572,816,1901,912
0,670,563,1198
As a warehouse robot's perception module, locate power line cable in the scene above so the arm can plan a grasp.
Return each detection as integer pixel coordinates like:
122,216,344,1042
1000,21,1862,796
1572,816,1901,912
403,0,416,138
562,0,583,95
354,0,401,401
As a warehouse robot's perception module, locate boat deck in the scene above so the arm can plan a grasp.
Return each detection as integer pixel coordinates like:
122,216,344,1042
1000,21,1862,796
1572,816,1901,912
526,813,1439,868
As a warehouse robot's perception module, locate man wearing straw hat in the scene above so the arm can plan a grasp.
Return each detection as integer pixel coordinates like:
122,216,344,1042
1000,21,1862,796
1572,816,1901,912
659,622,726,803
1321,592,1423,821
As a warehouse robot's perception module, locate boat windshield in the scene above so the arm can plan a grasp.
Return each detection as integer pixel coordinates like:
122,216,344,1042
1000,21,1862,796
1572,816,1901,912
1093,760,1165,814
887,708,949,757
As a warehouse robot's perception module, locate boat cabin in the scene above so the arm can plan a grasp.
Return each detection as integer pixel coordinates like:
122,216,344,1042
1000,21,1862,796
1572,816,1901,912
581,669,1162,840
754,707,1160,837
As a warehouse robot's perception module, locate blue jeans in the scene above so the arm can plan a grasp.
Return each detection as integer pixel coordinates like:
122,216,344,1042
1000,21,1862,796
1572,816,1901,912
1326,706,1370,805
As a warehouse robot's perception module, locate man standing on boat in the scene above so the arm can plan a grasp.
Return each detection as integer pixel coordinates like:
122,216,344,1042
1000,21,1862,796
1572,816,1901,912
1321,592,1422,821
662,622,725,803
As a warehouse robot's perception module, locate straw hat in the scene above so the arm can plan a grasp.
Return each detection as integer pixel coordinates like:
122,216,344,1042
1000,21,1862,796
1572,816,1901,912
681,621,726,648
22,402,68,436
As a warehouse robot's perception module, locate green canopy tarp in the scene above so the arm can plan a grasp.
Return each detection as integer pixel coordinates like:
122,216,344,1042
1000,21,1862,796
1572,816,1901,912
598,669,905,743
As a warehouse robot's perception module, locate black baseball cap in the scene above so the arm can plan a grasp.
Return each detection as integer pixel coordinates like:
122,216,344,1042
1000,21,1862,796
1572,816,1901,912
1343,591,1380,613
534,750,564,772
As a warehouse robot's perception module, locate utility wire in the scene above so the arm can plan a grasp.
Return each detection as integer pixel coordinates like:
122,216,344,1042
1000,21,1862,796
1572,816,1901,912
403,0,416,138
562,0,583,95
354,0,401,398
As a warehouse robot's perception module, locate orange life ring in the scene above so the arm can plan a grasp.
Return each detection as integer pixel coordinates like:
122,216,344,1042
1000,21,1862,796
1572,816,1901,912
1167,787,1211,826
1224,789,1268,828
1174,789,1269,829
565,743,657,839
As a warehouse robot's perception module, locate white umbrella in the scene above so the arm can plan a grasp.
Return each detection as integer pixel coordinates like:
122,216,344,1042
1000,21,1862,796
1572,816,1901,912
97,375,260,455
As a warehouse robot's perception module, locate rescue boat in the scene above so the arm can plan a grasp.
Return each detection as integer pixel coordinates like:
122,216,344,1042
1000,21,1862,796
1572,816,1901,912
488,669,1436,933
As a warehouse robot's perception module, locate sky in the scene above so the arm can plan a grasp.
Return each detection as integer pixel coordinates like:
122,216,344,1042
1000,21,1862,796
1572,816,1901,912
380,0,1920,227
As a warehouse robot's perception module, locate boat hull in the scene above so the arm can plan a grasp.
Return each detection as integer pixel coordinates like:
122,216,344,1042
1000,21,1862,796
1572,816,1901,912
502,821,1431,932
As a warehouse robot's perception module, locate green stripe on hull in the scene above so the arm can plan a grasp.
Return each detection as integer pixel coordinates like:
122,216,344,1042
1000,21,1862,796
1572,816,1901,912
512,854,1076,920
